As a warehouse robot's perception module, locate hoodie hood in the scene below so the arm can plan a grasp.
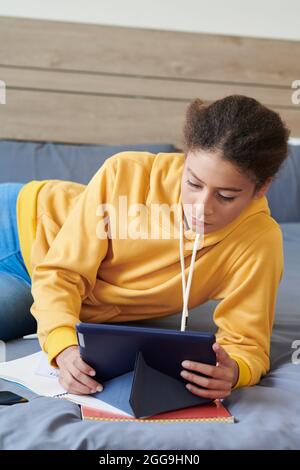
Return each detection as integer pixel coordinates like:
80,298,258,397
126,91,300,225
178,190,271,247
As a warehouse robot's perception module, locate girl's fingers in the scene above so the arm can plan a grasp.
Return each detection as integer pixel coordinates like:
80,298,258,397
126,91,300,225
74,356,96,377
68,363,102,392
59,369,95,395
181,360,230,381
180,370,230,391
213,343,234,367
185,383,231,400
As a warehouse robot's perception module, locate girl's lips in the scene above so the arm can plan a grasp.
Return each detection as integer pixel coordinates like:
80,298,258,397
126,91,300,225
192,217,212,225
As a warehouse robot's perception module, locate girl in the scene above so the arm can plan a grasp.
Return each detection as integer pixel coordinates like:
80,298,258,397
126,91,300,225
0,95,290,400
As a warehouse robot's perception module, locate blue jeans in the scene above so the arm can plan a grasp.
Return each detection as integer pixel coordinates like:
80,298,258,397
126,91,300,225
0,183,36,341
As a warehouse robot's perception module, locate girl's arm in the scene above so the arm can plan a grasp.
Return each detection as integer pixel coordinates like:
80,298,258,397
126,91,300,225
30,157,116,368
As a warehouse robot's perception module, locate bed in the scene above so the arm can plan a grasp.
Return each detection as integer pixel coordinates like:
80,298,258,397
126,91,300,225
0,16,300,450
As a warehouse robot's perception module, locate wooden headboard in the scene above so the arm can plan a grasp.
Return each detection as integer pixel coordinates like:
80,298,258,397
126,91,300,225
0,16,299,147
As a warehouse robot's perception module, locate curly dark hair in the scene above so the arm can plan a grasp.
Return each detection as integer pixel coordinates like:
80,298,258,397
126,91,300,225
182,95,291,192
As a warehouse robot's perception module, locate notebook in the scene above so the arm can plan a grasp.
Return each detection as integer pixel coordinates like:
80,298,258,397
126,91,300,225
0,351,65,397
0,351,133,416
81,400,234,423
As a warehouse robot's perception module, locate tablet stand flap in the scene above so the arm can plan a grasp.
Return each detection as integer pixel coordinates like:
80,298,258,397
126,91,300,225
129,351,211,419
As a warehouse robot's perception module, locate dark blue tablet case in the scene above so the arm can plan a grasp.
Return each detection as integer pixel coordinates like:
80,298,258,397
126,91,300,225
76,323,216,418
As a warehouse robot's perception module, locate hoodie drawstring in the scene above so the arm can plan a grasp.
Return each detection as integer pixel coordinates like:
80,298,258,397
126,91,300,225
179,219,201,331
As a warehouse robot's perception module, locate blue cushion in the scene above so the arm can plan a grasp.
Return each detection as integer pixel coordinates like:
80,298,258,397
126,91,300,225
0,140,178,185
1,139,299,223
266,141,300,223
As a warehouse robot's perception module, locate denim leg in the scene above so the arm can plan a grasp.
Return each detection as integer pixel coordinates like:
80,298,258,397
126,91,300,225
0,182,31,287
0,272,36,341
0,183,34,340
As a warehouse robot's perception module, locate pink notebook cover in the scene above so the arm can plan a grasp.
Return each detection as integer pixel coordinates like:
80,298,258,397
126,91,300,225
81,400,234,423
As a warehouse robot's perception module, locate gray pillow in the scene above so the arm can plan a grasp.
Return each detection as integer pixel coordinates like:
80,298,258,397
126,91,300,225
0,140,179,185
266,142,300,223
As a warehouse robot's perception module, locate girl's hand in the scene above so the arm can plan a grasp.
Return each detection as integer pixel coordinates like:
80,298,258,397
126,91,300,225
56,345,103,395
180,342,239,399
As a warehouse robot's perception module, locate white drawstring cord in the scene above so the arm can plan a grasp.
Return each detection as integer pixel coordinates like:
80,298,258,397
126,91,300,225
179,219,201,331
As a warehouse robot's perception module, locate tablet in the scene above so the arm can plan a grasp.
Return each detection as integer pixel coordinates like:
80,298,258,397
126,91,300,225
76,322,216,382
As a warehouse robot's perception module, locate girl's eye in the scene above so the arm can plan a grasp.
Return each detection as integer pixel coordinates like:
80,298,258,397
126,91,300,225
186,180,236,203
186,180,199,188
218,194,235,202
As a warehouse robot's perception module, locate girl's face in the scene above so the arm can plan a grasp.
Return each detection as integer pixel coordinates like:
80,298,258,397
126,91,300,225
181,148,272,234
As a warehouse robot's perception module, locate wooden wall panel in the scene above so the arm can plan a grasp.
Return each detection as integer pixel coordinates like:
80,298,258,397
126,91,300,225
0,16,299,144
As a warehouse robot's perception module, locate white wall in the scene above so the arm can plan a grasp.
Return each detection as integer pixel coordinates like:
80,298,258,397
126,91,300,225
0,0,299,41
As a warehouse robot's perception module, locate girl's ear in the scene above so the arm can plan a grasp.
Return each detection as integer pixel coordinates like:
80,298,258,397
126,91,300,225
253,177,273,199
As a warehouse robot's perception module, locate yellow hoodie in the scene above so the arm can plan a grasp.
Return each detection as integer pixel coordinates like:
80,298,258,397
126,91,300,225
16,151,284,389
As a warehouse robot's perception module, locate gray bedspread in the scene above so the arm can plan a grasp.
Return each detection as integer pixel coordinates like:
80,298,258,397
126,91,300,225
0,223,299,450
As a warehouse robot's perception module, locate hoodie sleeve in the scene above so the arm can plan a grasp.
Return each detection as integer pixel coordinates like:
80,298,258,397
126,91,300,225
210,225,284,388
30,158,115,366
